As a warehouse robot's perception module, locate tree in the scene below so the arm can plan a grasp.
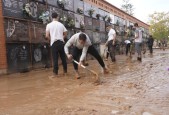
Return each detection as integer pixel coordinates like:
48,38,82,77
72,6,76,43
121,0,134,16
149,12,169,40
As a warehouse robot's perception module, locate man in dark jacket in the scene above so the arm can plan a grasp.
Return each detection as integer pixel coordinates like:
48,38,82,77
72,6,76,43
147,35,154,54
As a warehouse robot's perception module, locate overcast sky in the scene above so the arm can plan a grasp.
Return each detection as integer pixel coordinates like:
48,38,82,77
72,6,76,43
106,0,169,23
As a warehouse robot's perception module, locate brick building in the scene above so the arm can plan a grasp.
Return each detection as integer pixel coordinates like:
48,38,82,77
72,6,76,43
0,0,149,74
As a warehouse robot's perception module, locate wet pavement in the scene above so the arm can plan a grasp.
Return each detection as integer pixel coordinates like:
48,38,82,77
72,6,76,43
0,49,169,115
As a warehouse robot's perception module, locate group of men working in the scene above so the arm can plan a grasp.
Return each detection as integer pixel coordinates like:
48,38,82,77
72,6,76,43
45,12,149,78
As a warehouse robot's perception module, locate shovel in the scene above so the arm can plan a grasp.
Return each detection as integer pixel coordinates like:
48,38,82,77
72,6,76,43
73,59,99,78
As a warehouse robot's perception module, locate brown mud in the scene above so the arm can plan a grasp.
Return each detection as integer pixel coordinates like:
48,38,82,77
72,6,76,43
0,49,169,115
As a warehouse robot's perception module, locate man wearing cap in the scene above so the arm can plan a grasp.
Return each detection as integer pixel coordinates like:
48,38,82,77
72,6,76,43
105,24,116,62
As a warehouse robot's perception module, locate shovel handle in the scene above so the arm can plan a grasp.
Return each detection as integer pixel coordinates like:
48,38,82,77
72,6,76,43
73,60,98,76
73,60,86,68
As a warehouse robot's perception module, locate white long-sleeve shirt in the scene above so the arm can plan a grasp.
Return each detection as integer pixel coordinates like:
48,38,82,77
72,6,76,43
64,32,92,61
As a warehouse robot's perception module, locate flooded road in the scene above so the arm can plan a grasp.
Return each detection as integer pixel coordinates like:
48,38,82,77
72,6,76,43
0,49,169,115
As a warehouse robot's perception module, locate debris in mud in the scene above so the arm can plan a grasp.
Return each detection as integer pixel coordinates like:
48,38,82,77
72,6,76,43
119,105,132,111
127,83,138,89
111,97,126,104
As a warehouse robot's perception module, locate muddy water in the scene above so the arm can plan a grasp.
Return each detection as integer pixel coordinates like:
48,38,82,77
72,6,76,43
0,49,169,115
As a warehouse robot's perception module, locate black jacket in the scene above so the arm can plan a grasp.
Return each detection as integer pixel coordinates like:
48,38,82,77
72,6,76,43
147,37,154,46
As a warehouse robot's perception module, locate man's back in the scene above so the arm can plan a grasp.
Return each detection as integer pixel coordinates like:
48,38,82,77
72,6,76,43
46,21,66,46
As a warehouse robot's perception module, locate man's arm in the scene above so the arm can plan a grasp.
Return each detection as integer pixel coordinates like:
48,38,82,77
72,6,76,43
63,25,68,40
45,31,50,40
45,25,50,42
79,46,89,62
63,31,67,40
64,34,75,59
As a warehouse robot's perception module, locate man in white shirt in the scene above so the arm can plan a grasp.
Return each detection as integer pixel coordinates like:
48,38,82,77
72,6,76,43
64,32,109,79
134,23,143,61
46,12,67,76
105,24,116,62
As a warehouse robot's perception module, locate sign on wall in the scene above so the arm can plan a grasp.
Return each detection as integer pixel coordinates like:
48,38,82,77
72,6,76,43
64,0,74,11
31,44,44,68
31,43,51,69
84,16,92,30
75,14,84,29
4,19,29,42
2,0,27,18
6,43,30,73
32,45,42,63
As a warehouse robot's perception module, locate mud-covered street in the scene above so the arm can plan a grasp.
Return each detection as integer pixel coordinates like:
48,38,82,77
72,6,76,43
0,49,169,115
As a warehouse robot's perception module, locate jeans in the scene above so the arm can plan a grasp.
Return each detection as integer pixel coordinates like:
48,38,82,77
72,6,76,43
51,40,67,74
106,46,110,59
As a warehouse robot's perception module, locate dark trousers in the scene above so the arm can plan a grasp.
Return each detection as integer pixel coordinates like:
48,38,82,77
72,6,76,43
106,46,110,59
108,40,116,62
51,41,67,74
72,45,105,70
148,45,153,54
126,43,131,56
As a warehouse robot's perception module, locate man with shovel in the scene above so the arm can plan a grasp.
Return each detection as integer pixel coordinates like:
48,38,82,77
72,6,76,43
64,32,109,79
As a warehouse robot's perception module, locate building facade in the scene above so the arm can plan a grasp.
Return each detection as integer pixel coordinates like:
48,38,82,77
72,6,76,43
0,0,149,74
